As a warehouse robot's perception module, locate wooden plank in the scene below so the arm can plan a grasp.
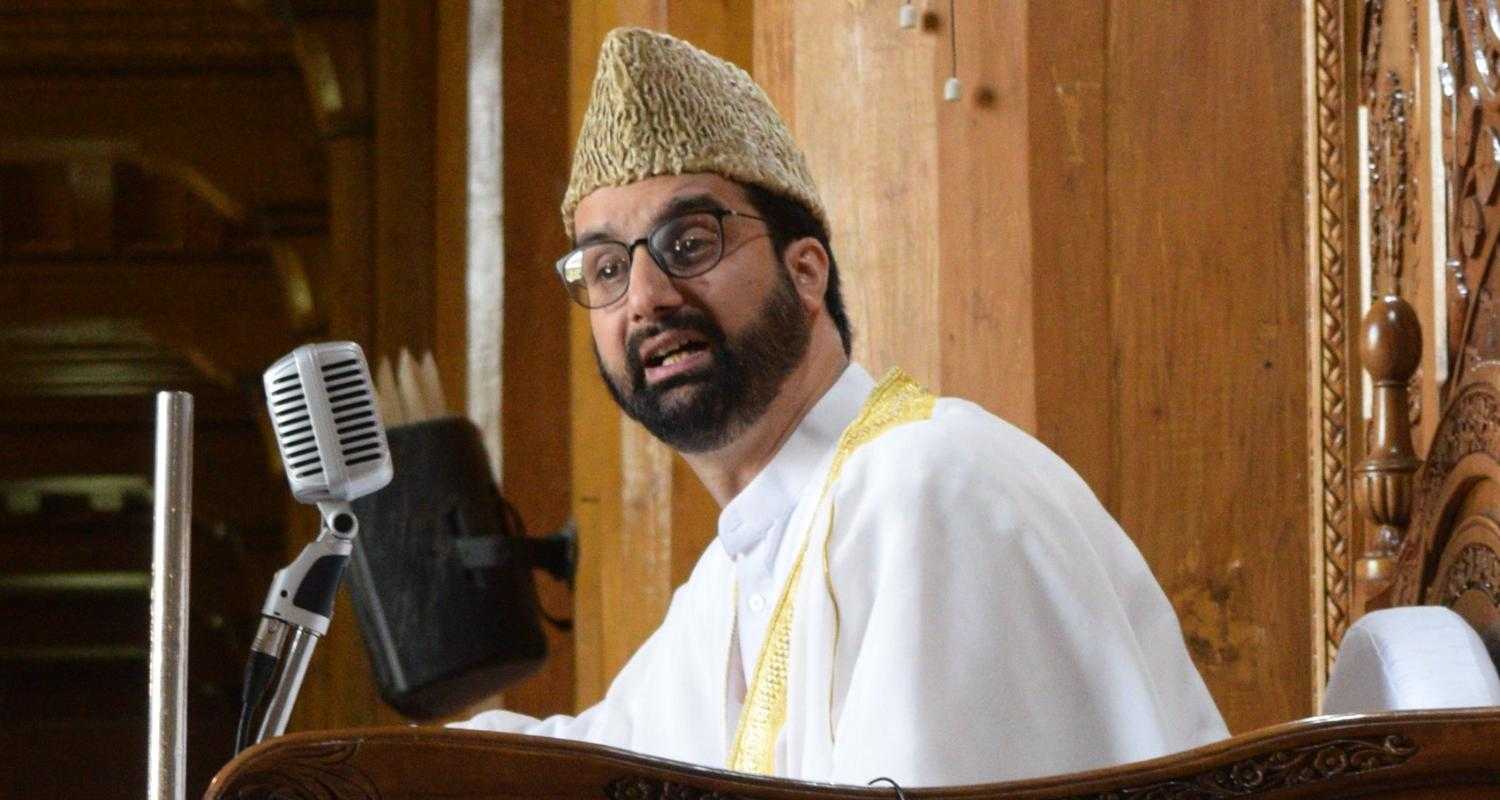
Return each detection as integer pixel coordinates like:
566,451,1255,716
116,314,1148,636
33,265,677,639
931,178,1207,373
1023,0,1112,506
787,0,940,385
210,710,1500,800
499,0,577,719
434,0,472,417
373,0,437,359
935,1,1034,424
751,0,795,130
1106,0,1311,732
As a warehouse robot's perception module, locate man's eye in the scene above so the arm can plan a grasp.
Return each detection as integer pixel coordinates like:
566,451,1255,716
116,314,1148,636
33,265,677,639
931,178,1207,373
669,227,718,259
674,234,713,254
590,256,627,283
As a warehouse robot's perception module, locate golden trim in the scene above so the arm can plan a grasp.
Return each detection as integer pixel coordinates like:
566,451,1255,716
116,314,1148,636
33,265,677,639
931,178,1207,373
822,504,840,743
726,369,935,774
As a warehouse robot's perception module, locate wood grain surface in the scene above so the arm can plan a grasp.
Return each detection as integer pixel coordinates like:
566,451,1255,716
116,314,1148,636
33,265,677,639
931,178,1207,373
747,1,1314,733
1104,1,1312,731
207,709,1500,799
495,0,578,721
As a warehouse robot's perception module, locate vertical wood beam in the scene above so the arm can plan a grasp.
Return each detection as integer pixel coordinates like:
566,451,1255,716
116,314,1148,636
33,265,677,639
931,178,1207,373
1106,1,1311,732
435,0,476,427
1023,1,1111,506
935,2,1034,423
780,0,941,384
374,0,437,360
499,0,577,718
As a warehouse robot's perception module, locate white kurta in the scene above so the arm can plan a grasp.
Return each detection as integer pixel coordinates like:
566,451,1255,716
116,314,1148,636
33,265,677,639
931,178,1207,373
456,364,1228,785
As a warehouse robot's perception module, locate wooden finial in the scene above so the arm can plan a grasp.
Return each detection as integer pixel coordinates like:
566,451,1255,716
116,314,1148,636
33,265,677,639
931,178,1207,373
1355,294,1422,601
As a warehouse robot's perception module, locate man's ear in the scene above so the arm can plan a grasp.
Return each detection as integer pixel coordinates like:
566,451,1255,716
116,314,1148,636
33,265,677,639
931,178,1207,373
783,237,830,313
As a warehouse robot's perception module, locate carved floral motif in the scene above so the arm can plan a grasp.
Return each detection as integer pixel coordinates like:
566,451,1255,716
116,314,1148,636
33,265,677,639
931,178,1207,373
1065,735,1418,800
1397,383,1500,602
218,741,379,800
1439,0,1500,385
1370,70,1412,297
1439,541,1500,606
605,778,750,800
1413,385,1500,515
603,738,1418,800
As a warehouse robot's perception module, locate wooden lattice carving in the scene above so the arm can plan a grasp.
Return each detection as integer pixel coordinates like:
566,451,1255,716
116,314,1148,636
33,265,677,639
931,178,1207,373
1314,0,1355,683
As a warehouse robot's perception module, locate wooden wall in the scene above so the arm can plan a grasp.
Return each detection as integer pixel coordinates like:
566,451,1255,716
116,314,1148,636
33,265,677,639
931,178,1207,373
563,0,1316,733
1106,4,1312,731
497,0,576,719
748,0,1313,733
0,2,1344,792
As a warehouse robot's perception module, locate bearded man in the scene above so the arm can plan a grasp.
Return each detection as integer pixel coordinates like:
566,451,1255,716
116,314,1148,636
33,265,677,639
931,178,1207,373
457,27,1228,785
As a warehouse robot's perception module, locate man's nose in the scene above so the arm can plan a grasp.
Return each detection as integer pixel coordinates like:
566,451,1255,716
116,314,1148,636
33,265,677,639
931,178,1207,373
623,245,684,321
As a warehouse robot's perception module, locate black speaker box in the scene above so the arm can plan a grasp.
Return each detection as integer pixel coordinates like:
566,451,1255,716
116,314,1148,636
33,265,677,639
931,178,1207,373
347,417,548,719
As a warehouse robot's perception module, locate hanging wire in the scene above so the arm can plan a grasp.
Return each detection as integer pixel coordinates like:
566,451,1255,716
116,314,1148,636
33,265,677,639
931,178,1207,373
949,0,958,75
869,777,910,800
943,0,961,101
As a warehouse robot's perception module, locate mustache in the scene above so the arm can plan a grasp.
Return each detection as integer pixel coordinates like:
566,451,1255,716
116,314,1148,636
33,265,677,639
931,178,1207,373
624,311,726,376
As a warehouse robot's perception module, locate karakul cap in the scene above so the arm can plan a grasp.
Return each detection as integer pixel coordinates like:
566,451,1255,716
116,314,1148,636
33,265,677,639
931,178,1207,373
561,27,826,238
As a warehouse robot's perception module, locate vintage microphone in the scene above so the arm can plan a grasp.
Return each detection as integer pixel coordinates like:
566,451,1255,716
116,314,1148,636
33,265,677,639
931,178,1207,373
235,342,393,752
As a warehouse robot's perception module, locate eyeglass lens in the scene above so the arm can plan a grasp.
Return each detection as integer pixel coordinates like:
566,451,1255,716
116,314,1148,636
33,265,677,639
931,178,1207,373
560,212,726,308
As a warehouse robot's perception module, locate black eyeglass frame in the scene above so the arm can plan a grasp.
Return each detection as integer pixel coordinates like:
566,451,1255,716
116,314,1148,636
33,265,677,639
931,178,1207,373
555,207,766,309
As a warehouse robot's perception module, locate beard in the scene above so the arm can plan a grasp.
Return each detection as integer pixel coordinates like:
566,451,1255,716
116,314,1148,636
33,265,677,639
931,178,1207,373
595,269,812,453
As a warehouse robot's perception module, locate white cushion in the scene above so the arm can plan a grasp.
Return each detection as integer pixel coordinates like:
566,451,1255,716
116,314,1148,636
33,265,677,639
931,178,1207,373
1322,606,1500,714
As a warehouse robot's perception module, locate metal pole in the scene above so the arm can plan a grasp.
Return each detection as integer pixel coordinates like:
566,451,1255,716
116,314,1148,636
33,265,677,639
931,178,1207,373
255,626,319,742
150,391,193,800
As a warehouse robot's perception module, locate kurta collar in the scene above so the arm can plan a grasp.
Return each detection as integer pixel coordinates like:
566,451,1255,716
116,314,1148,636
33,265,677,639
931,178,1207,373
717,363,875,560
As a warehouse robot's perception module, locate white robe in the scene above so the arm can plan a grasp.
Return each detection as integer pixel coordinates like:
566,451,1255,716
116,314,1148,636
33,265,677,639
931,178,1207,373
456,364,1228,786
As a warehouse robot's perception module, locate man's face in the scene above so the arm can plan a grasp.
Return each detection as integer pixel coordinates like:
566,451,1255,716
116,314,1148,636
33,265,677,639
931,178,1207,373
573,174,812,453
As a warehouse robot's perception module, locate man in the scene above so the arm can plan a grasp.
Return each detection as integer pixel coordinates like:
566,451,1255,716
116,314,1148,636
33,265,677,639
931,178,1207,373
458,26,1227,784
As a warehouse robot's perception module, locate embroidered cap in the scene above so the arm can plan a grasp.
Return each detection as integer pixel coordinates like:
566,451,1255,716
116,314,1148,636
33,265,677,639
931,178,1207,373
561,27,826,238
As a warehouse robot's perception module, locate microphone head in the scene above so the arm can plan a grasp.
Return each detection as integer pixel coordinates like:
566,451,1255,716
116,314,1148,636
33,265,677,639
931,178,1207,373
263,342,393,505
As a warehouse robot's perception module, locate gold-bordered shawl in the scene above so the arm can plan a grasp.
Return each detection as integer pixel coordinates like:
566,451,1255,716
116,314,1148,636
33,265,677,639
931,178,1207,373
727,368,936,774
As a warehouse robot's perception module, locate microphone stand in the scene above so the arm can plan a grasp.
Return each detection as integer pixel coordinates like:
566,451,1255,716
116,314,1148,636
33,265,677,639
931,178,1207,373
236,501,359,750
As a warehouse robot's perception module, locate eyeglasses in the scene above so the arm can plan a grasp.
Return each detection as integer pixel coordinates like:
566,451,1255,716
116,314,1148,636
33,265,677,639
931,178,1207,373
555,208,766,309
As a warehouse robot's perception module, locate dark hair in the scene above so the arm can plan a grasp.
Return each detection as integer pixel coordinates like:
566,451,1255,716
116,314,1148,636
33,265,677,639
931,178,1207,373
741,182,853,355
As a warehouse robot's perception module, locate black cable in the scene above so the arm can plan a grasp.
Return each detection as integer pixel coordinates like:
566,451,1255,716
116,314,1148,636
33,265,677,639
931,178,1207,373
869,777,910,800
503,499,577,630
234,649,279,754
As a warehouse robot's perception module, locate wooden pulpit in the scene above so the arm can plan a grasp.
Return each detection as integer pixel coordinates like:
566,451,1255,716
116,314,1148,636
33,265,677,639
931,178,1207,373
207,711,1500,800
203,295,1500,799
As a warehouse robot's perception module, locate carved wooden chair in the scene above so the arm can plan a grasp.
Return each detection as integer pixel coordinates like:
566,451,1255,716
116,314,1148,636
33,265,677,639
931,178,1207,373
205,299,1500,799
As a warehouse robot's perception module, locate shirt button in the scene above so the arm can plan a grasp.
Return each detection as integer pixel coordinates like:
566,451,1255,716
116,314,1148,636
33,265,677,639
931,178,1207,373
748,594,766,613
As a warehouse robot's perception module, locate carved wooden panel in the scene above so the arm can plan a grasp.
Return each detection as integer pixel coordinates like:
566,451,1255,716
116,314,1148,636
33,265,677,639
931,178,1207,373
1342,0,1500,667
1440,0,1500,389
1392,365,1500,655
1313,0,1357,689
1366,4,1421,304
204,715,1500,800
